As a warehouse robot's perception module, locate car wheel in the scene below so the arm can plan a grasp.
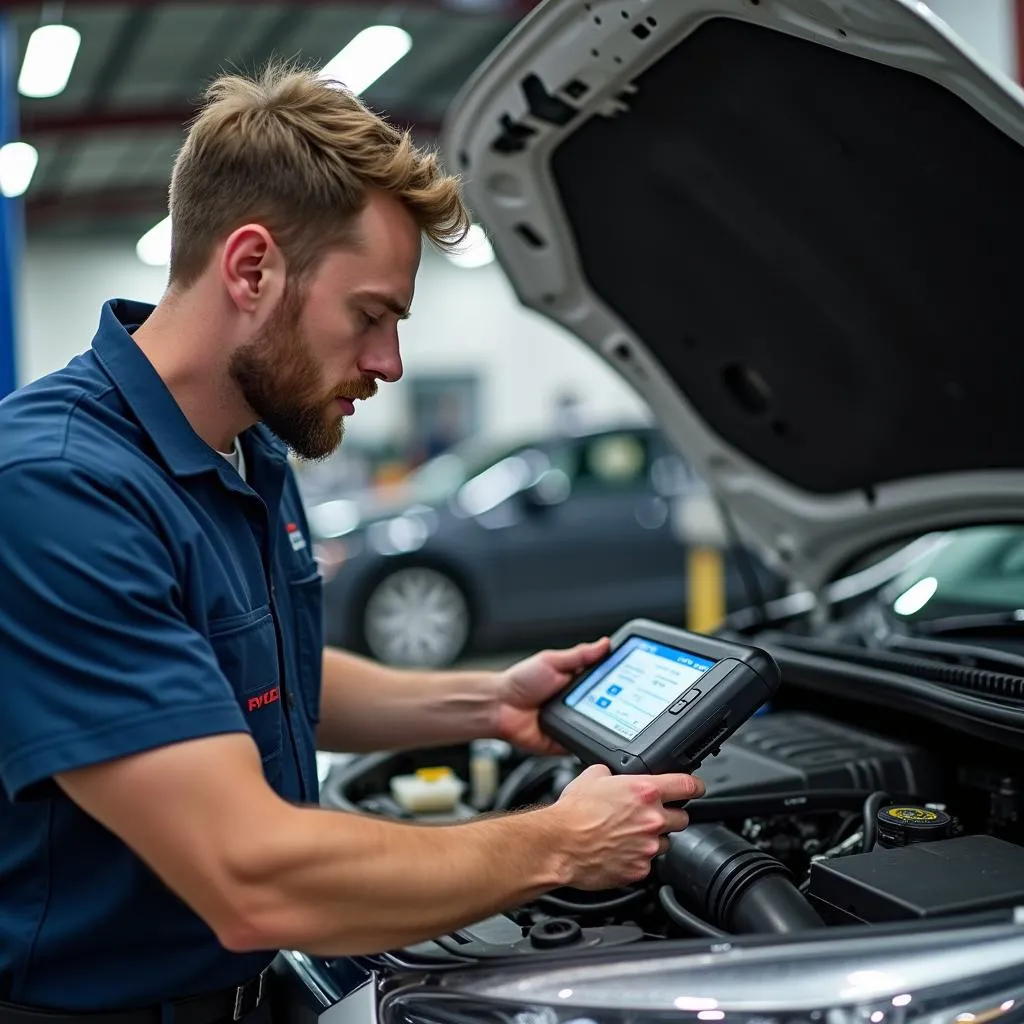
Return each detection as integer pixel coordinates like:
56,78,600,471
362,566,471,668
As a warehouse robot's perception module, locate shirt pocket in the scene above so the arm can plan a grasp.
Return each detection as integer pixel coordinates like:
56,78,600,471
207,608,283,779
287,569,324,725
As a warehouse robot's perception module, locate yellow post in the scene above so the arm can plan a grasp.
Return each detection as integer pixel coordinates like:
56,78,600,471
673,486,728,635
687,544,726,634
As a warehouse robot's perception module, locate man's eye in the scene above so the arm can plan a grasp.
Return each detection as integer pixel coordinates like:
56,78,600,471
362,312,380,329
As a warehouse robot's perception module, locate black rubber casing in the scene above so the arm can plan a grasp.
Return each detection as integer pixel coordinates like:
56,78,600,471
539,618,781,775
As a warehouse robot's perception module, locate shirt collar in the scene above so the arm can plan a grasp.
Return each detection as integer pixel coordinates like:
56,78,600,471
91,298,288,485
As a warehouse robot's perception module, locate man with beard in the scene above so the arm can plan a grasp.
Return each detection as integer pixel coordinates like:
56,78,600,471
0,64,703,1018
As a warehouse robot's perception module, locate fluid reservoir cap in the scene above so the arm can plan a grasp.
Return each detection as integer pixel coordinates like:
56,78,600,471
529,918,583,949
877,805,953,848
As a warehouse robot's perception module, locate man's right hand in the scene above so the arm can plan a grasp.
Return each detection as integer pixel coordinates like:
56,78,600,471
55,733,705,957
549,764,705,890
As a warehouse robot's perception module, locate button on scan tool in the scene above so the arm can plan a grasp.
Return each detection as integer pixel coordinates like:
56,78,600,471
669,688,701,714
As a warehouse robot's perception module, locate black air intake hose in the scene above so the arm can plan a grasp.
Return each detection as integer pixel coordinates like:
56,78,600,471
659,824,824,934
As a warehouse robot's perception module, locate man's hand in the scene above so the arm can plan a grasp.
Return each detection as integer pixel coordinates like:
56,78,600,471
54,732,644,957
494,638,611,754
547,764,704,889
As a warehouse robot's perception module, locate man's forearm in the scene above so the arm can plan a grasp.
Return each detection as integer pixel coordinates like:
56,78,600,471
226,802,570,956
316,647,501,752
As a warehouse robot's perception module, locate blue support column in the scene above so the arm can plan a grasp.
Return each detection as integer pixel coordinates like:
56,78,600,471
0,13,21,398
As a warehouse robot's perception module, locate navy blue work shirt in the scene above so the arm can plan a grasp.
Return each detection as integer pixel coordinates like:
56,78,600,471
0,300,324,1009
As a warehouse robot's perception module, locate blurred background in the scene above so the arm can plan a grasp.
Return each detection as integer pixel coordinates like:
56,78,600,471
0,0,1019,667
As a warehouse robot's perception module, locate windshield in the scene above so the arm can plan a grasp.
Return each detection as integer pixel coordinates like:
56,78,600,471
404,438,530,505
879,526,1024,624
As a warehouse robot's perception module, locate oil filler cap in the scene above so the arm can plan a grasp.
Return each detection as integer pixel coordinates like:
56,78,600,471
877,805,953,849
529,918,582,949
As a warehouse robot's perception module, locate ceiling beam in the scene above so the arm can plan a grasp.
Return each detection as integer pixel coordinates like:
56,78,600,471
26,184,169,226
20,104,442,139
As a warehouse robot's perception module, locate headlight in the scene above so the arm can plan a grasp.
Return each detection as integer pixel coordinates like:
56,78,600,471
381,922,1024,1024
306,499,361,538
367,508,438,556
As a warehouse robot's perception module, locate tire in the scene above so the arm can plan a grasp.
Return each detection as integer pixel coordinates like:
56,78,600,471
362,565,471,668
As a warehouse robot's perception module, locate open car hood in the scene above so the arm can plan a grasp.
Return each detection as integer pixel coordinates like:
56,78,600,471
442,0,1024,591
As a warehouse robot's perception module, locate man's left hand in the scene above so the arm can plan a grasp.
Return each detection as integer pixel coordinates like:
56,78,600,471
494,638,611,754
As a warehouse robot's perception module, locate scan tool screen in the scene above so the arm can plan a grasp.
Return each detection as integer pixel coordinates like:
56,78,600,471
563,637,715,740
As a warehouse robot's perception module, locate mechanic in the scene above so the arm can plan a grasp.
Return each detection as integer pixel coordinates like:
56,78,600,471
0,63,704,1021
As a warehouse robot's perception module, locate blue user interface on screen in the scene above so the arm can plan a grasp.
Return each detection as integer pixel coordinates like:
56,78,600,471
564,637,716,741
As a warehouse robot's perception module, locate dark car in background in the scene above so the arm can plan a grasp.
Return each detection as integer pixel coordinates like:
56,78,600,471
306,424,781,666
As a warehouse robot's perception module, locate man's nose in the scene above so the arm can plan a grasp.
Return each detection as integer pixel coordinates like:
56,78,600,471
361,331,403,384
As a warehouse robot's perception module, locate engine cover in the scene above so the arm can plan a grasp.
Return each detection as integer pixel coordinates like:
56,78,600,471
695,711,937,798
807,835,1024,924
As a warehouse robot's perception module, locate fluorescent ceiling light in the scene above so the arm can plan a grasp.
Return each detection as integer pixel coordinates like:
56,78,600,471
320,24,412,96
18,24,81,99
0,142,39,198
445,223,495,269
136,215,171,267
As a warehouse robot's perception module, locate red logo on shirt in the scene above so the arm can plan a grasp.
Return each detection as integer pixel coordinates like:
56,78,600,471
286,522,307,553
247,687,280,712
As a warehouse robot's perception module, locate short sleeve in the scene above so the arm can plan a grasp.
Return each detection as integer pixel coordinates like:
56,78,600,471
0,459,247,801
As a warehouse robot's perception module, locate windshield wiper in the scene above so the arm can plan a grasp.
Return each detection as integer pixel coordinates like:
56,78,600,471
916,609,1024,638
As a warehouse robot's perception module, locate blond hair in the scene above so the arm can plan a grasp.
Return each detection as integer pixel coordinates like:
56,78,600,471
167,61,472,287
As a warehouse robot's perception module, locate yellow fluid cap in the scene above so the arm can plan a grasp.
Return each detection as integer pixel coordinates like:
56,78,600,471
416,767,454,783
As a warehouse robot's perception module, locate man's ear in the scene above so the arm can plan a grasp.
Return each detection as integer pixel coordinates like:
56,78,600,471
220,224,285,314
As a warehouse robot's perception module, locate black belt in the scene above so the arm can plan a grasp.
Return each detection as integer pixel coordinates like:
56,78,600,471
0,966,271,1024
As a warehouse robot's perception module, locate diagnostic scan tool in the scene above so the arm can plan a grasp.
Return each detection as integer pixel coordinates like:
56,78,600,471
540,619,780,775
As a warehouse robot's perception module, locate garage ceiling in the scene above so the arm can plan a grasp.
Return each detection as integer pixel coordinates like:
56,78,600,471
1,0,538,239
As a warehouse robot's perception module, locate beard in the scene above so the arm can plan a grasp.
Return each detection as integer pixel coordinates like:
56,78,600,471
229,285,378,462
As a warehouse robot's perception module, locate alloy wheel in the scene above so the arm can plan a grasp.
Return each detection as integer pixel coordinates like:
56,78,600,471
363,566,471,667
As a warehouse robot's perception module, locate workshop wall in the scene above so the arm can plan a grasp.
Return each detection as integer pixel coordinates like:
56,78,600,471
18,238,650,447
924,0,1016,78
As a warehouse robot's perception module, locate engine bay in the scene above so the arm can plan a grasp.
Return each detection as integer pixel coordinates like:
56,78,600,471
320,677,1024,967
